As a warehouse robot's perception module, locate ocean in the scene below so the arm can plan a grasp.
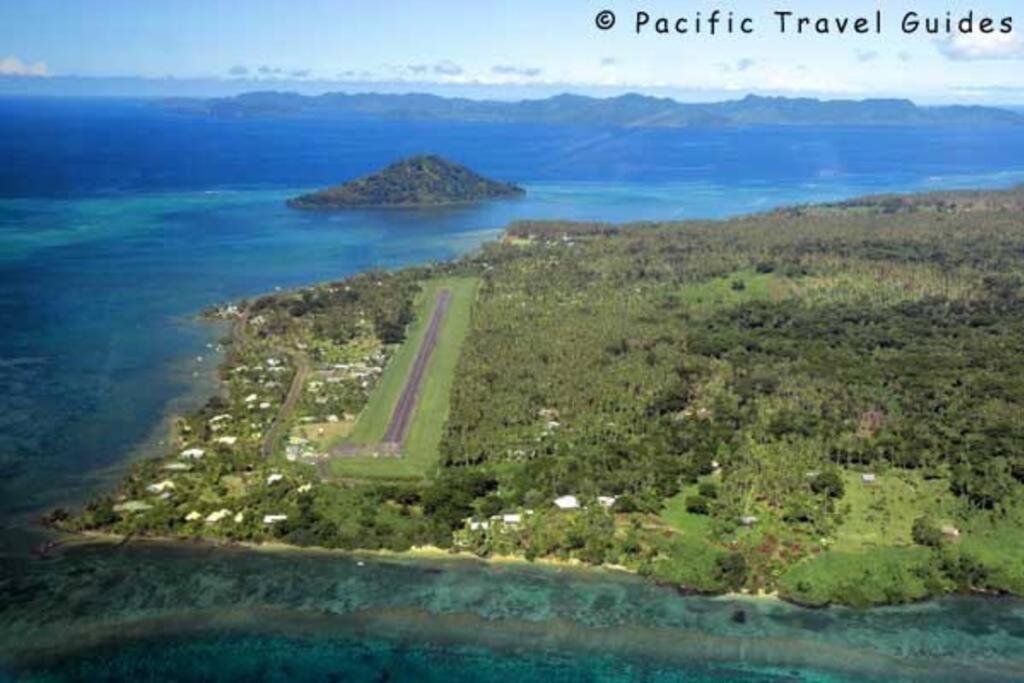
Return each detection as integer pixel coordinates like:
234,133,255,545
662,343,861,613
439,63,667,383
1,96,1024,681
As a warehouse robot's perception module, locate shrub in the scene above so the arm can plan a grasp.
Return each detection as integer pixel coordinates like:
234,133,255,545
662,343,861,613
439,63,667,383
810,471,845,498
911,516,943,547
716,552,748,591
698,482,719,499
685,494,712,515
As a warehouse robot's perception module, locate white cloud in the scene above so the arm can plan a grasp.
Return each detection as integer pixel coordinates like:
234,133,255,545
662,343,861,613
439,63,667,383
491,64,542,78
937,32,1024,60
717,58,756,74
433,60,463,76
0,55,48,77
750,66,863,95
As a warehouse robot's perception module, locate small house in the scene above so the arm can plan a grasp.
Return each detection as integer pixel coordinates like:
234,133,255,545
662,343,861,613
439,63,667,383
502,513,523,525
114,501,153,513
266,473,284,486
554,495,580,510
205,509,231,524
263,514,288,524
740,516,758,527
597,496,617,509
861,473,877,484
180,447,205,459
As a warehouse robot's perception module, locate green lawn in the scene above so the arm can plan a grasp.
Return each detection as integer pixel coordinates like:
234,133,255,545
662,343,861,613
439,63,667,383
959,510,1024,594
778,546,938,607
678,269,791,313
832,470,961,551
652,486,727,592
331,276,480,480
659,487,715,540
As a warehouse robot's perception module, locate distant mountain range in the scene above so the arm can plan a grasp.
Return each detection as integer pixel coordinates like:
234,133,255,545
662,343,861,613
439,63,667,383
161,91,1024,128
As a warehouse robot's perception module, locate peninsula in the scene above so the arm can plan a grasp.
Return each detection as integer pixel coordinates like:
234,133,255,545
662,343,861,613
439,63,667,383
54,186,1024,608
286,155,525,209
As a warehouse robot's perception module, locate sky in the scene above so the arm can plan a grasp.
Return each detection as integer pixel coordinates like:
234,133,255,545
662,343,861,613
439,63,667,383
1,0,1024,103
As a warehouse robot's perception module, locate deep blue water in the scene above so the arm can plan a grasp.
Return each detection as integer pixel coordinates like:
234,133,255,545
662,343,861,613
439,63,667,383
1,97,1024,681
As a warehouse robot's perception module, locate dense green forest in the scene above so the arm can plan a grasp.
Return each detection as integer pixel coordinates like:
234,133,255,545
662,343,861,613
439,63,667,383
58,186,1024,607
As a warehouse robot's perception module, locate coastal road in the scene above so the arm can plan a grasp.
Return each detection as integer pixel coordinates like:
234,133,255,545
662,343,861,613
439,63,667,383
381,289,452,447
230,301,312,459
260,350,310,459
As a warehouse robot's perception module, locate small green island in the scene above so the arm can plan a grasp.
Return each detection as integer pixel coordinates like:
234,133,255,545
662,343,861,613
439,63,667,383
53,186,1024,608
286,155,525,209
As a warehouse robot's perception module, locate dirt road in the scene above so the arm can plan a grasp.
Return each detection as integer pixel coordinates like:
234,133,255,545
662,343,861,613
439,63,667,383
260,350,310,459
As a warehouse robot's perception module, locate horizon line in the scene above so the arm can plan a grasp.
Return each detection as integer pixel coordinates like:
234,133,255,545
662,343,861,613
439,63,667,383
1,74,1023,107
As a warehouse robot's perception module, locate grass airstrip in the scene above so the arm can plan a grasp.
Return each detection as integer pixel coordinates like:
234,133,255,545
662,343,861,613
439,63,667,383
330,276,480,480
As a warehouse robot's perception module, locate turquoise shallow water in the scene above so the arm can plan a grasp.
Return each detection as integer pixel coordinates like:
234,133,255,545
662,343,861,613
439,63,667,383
3,98,1024,680
2,542,1023,682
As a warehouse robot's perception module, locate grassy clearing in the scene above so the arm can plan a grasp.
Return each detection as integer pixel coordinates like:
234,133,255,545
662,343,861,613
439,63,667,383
651,535,727,593
659,487,715,540
678,269,791,312
833,470,962,552
959,510,1024,594
651,486,728,591
778,546,938,607
293,420,354,451
676,262,978,316
795,259,980,306
332,276,480,480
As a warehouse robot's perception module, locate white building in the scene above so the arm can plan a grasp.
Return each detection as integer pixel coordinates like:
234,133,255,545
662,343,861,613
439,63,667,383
205,509,232,524
554,495,580,510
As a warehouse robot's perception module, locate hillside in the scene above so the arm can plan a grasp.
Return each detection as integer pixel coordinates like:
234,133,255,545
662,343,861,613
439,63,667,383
287,155,525,209
164,91,1024,128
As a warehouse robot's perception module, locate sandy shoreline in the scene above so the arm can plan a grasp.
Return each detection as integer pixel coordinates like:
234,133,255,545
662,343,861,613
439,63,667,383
61,530,781,603
70,530,604,570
